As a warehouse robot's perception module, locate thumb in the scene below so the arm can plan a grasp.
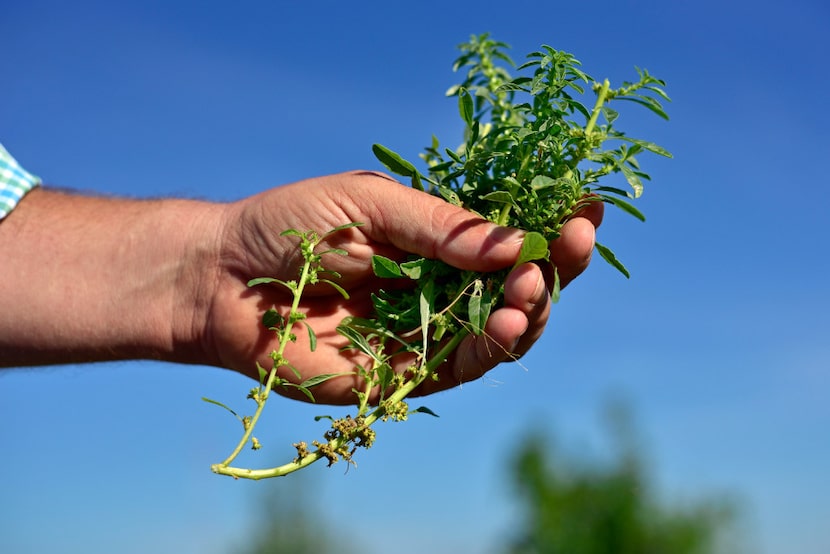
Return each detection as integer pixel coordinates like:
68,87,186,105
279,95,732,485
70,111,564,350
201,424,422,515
342,171,525,272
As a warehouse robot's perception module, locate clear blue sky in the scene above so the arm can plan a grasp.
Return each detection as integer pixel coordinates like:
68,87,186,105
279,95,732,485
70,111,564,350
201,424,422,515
2,1,828,552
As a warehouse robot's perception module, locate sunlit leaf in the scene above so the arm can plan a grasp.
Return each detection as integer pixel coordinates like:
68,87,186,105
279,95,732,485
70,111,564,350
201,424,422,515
602,195,646,221
459,87,475,127
515,232,549,268
595,242,631,278
371,255,403,278
299,373,341,389
372,143,417,176
256,362,268,385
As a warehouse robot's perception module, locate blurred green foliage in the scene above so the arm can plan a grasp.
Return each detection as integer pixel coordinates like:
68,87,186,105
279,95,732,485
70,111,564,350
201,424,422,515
505,403,737,554
236,475,354,554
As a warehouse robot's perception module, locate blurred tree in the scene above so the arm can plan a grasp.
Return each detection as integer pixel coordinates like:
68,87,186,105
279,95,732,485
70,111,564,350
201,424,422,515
504,403,737,554
236,474,354,554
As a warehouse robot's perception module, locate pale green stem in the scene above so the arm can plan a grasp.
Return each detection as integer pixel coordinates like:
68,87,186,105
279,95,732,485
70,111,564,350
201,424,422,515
212,328,470,479
584,78,610,137
215,242,316,469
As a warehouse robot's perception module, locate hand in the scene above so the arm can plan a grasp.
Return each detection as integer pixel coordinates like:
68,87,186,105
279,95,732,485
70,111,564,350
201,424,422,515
193,171,603,405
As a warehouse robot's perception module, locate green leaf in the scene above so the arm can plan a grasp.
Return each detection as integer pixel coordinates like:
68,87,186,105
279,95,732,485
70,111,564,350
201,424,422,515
256,362,268,385
620,164,644,198
413,406,440,418
481,190,514,204
371,255,403,278
594,186,633,198
515,232,549,268
458,87,474,127
323,222,364,237
616,95,670,120
530,175,556,189
372,143,416,176
468,282,493,336
595,241,631,278
337,323,382,362
372,144,424,190
602,195,646,222
550,266,561,304
618,136,672,158
320,278,350,299
400,257,433,280
262,308,284,330
247,277,295,291
314,414,334,422
305,323,317,351
291,385,316,403
201,397,240,420
419,281,434,354
299,373,341,389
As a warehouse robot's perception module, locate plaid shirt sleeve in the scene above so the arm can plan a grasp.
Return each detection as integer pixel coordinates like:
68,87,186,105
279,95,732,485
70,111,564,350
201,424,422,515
0,143,41,220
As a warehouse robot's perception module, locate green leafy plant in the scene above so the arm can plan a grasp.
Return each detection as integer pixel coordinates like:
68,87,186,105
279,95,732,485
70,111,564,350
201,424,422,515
205,34,670,479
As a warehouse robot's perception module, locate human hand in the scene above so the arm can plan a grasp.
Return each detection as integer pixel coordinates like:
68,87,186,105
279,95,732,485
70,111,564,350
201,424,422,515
191,171,602,405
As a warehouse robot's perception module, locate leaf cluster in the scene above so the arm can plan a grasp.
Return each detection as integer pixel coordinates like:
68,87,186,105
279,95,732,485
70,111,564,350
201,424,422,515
206,35,671,480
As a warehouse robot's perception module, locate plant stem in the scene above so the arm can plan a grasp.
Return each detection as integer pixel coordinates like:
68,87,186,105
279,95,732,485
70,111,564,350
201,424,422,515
212,328,470,479
584,78,610,137
215,240,316,469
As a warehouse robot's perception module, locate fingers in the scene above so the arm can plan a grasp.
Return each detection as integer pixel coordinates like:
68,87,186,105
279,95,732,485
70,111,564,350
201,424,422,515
335,172,525,272
409,207,600,394
550,214,599,288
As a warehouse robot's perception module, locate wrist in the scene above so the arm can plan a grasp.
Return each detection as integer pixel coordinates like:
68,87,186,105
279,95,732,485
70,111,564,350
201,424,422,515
0,188,225,367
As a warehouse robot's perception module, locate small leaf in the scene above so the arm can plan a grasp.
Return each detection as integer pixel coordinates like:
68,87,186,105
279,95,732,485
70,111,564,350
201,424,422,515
468,284,493,336
372,143,416,176
323,222,364,237
262,308,284,330
256,362,268,385
337,323,383,362
320,278,350,299
594,186,633,198
616,95,670,120
305,323,317,351
481,190,514,204
458,87,475,127
419,281,434,353
550,266,561,304
372,144,424,190
371,255,403,278
602,195,646,222
530,175,556,189
620,164,644,198
201,397,240,420
314,414,334,422
515,232,549,268
299,373,341,389
376,362,394,399
400,257,433,280
595,242,631,278
290,385,316,403
247,277,295,291
413,406,440,418
618,136,672,158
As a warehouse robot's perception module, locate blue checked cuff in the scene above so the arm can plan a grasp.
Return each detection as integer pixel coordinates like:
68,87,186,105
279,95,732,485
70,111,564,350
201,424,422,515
0,143,41,220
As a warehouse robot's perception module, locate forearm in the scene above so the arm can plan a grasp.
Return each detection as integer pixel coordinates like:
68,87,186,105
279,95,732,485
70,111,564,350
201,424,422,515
0,187,223,367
